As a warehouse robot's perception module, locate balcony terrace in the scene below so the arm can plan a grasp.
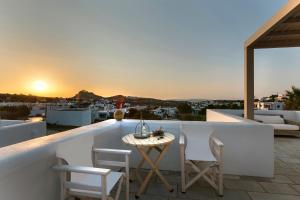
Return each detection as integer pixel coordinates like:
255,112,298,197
123,136,300,200
1,1,300,200
0,109,299,200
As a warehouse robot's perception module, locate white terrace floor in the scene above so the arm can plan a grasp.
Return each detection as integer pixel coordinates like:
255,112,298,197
104,136,300,200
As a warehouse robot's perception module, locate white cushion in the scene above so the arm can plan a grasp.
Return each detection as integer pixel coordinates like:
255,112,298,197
269,124,299,131
254,115,284,124
70,171,123,198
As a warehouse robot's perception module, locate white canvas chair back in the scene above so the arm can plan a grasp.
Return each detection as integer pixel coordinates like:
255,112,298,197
181,124,215,161
56,135,94,167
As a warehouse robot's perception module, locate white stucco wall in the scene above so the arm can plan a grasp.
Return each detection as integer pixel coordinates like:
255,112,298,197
206,109,274,176
105,119,273,177
0,120,120,200
211,109,300,123
0,116,274,200
296,111,300,122
0,120,25,127
206,109,244,122
0,121,46,148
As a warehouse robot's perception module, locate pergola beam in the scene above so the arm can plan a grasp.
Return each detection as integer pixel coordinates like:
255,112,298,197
268,30,300,36
283,16,300,24
254,39,300,49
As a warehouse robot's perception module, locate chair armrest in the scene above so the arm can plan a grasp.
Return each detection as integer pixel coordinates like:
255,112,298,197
93,148,132,155
53,165,111,176
93,148,131,168
211,136,224,147
179,134,185,146
209,136,224,162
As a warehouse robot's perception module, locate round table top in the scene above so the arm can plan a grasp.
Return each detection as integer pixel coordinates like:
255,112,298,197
122,133,175,147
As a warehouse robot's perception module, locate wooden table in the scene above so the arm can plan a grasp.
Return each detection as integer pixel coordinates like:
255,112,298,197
122,133,175,198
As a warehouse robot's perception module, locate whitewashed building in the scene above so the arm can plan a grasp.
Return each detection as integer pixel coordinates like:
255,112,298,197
46,107,92,126
95,110,109,121
29,105,46,117
255,101,284,110
152,107,178,119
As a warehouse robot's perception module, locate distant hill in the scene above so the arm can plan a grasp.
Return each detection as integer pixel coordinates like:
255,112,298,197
73,91,186,106
0,93,61,103
0,90,188,107
107,95,186,107
168,98,208,102
73,90,103,101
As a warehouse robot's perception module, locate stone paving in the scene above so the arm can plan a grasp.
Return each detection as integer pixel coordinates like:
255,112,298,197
88,136,300,200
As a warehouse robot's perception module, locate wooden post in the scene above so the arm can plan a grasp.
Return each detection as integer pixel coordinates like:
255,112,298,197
180,142,186,193
244,47,254,120
58,158,66,200
125,154,129,200
101,175,107,200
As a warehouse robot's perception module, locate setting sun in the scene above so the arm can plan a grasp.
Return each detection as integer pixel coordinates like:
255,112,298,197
33,80,47,92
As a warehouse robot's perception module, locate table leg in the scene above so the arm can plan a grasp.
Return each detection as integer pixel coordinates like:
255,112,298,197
143,144,173,191
135,144,173,198
134,147,152,184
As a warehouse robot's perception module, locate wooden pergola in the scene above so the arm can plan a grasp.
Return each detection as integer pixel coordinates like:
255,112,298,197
244,0,300,119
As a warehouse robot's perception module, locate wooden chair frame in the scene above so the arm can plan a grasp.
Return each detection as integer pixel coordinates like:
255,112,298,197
93,148,131,200
54,148,131,200
180,134,224,196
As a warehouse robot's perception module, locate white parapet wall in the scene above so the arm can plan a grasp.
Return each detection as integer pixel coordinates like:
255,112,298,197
0,120,120,200
297,111,300,122
0,120,25,127
206,109,244,122
0,120,47,148
0,116,274,200
207,109,300,123
102,118,273,177
206,109,274,177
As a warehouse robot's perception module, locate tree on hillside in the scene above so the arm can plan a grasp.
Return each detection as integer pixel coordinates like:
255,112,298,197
177,103,192,114
0,106,30,120
125,108,160,120
269,94,278,102
284,86,300,110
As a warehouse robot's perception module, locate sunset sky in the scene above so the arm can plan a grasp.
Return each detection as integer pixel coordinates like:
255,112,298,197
0,0,300,99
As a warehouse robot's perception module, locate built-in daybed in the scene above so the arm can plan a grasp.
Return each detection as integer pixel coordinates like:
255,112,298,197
254,114,300,137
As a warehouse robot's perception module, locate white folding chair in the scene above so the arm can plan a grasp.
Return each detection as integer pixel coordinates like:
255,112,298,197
53,135,131,200
179,124,224,196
